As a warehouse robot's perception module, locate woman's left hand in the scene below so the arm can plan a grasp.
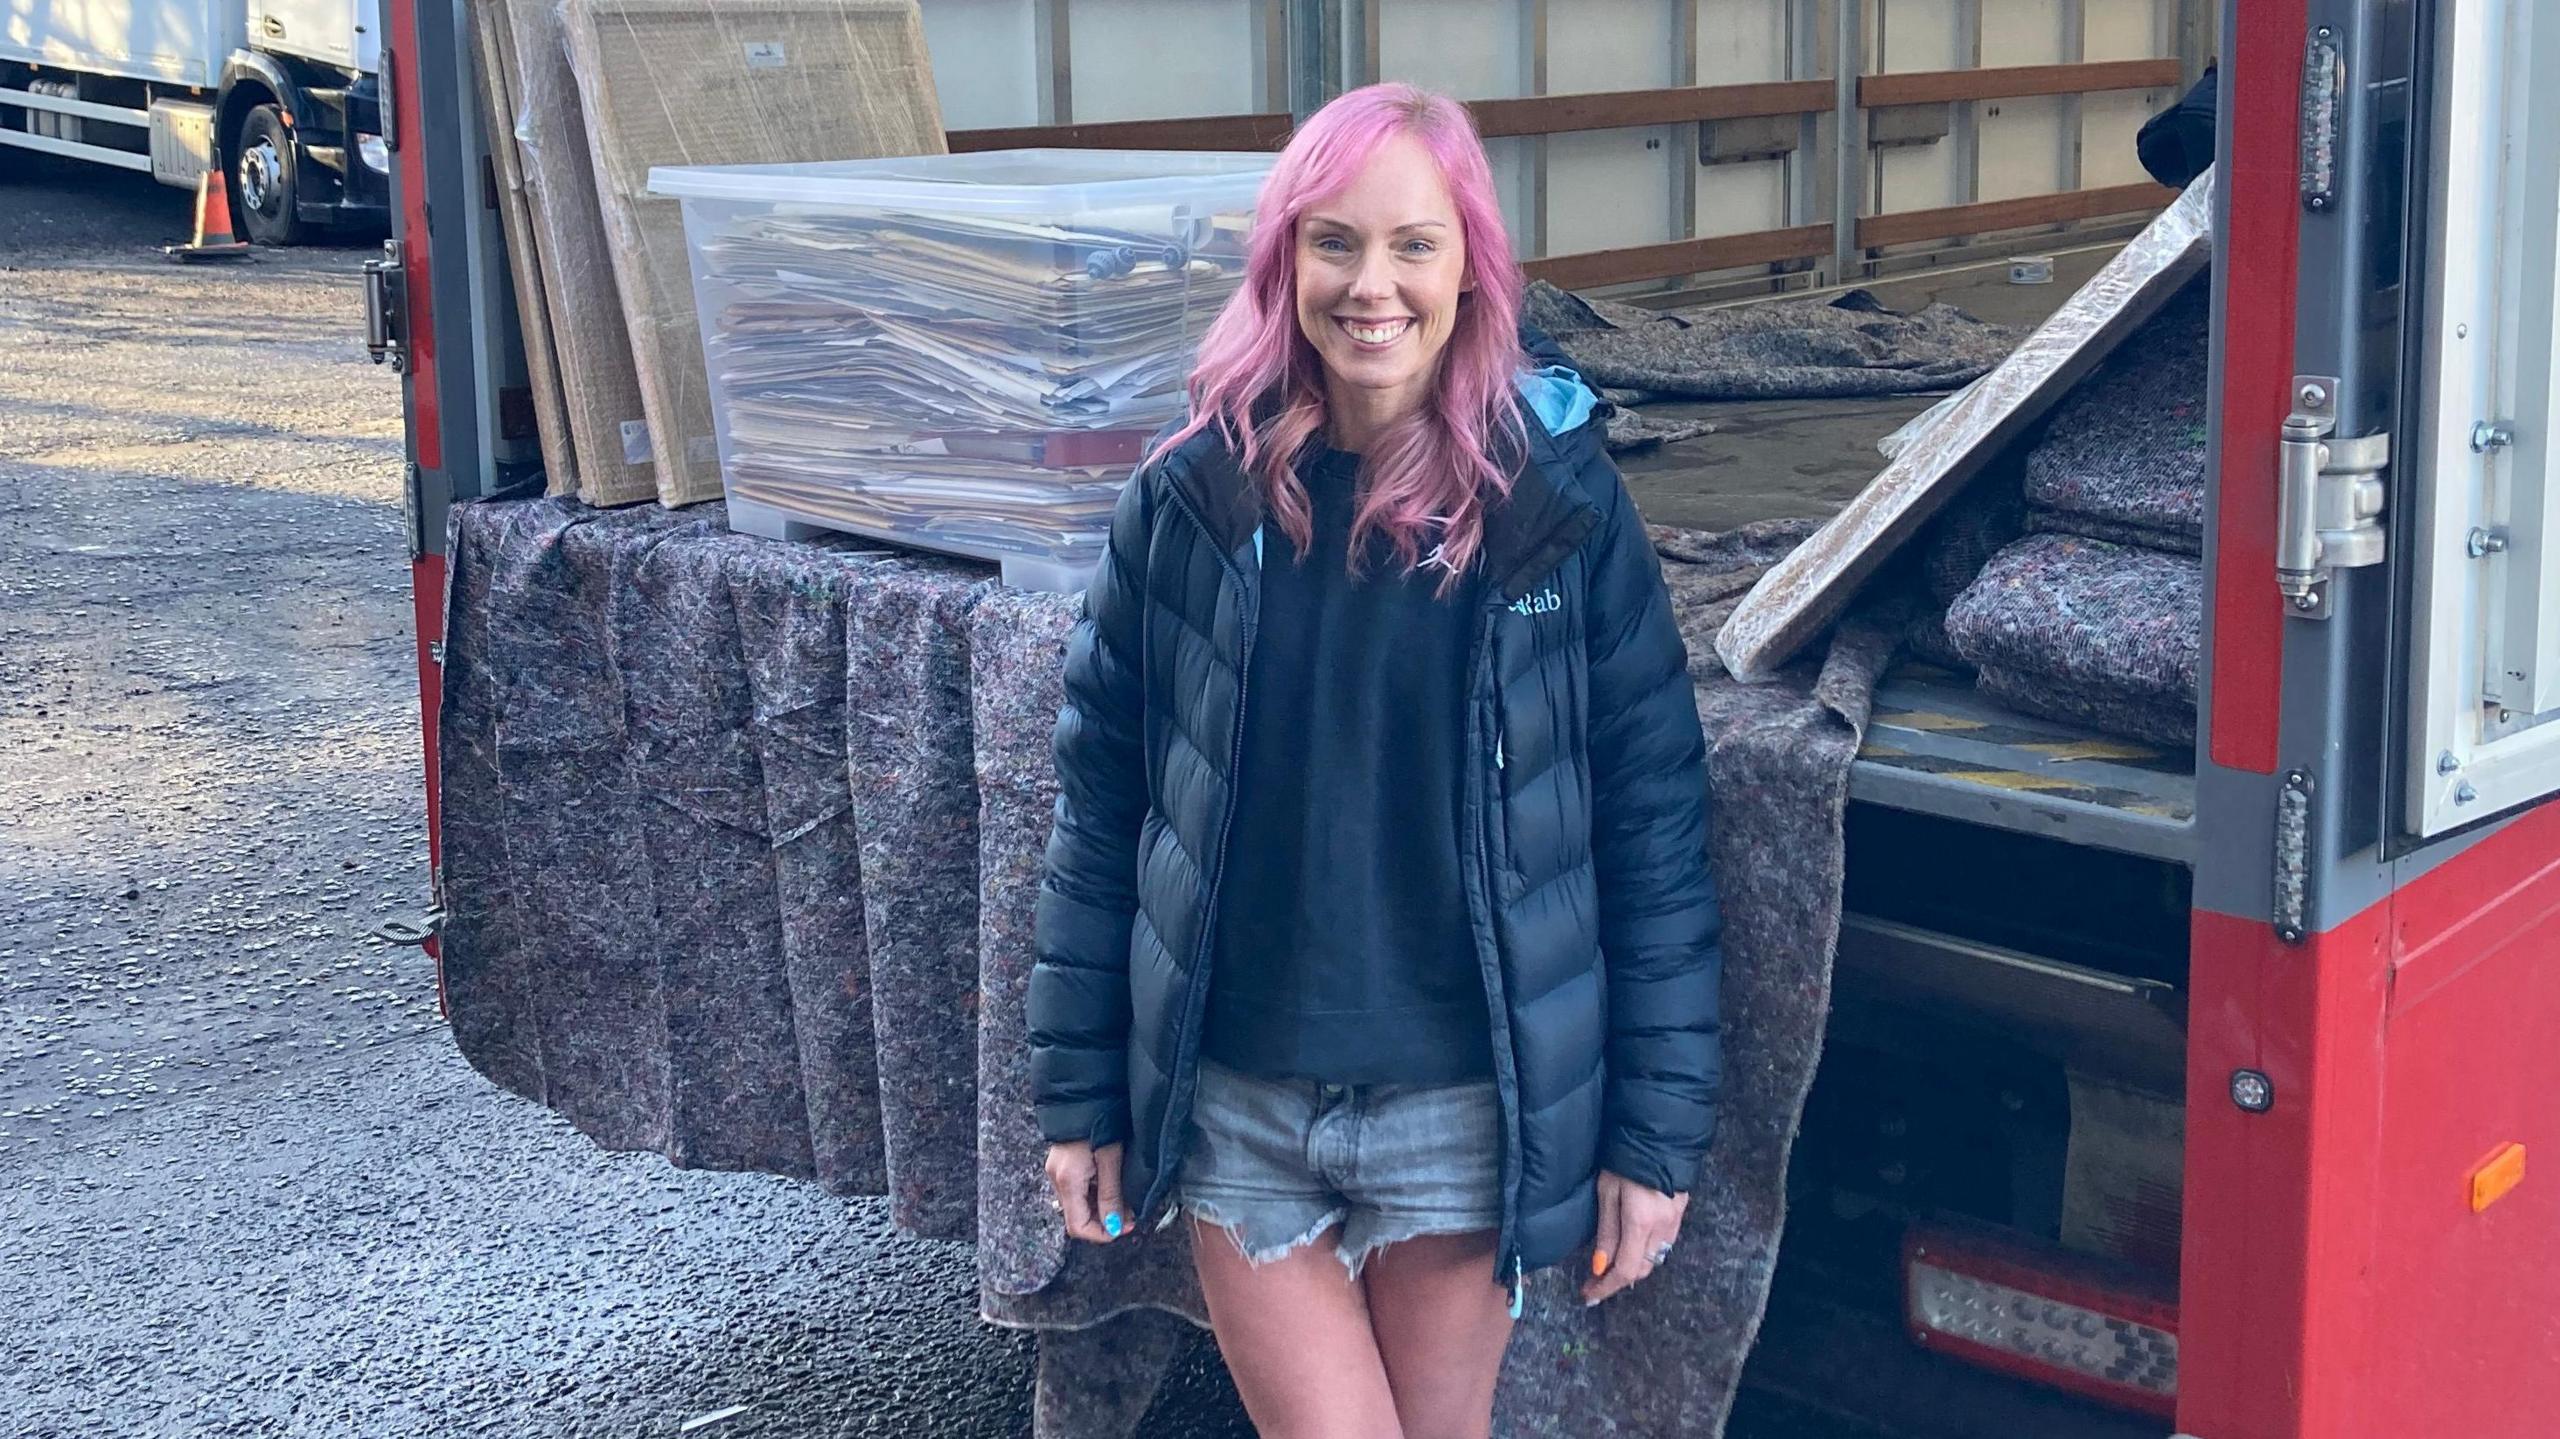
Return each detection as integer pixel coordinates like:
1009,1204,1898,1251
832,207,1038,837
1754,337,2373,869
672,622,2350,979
1582,1170,1691,1306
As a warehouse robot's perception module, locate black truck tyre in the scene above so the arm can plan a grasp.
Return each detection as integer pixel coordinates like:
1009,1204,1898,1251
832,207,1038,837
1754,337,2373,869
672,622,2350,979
232,104,304,246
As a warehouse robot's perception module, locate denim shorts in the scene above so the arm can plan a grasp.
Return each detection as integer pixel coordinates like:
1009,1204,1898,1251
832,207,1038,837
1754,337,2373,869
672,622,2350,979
1177,1058,1503,1279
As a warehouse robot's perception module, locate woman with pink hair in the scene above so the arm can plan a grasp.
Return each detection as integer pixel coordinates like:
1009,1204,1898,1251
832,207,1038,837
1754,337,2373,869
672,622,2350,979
1031,83,1722,1437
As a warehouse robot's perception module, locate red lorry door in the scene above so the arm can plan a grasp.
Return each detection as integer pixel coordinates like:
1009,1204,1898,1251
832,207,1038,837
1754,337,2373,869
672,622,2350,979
2182,3,2560,1436
383,0,446,970
384,0,532,976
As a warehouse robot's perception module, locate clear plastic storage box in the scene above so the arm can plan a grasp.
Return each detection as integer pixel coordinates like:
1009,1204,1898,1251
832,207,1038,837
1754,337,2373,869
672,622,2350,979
651,149,1276,589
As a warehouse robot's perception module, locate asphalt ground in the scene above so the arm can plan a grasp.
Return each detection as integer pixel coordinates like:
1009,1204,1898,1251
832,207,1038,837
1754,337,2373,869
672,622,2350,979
0,152,2100,1439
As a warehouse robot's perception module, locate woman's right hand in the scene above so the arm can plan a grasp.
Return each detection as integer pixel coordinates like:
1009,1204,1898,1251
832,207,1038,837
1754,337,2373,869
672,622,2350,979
1045,1140,1129,1243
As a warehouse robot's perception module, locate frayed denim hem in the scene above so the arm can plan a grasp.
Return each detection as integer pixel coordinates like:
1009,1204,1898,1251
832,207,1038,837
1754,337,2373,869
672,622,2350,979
1182,1196,1351,1273
1182,1197,1497,1283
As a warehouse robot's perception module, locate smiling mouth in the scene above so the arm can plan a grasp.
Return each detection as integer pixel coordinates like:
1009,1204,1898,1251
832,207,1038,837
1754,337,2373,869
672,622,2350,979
1335,316,1413,347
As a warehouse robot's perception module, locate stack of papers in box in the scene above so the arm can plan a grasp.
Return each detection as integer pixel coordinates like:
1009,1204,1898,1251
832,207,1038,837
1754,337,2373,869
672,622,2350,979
657,148,1272,569
690,207,1247,559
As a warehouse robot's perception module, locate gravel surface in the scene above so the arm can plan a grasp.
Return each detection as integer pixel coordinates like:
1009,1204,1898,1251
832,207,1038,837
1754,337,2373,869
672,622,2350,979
0,156,1249,1439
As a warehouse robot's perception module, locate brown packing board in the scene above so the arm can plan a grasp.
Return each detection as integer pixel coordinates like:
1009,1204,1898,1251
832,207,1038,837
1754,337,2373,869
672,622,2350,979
1714,168,2219,684
490,0,659,507
556,0,948,509
470,0,580,497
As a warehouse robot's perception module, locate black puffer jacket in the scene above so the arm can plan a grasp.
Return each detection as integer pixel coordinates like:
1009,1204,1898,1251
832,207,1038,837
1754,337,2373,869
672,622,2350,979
1029,369,1722,1279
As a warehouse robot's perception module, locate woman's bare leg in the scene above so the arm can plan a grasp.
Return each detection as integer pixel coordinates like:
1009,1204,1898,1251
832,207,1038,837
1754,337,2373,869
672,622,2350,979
1360,1230,1513,1439
1190,1218,1404,1439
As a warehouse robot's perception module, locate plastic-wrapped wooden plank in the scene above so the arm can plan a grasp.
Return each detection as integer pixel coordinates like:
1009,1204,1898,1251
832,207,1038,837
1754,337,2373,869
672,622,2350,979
1715,168,2217,684
554,0,947,508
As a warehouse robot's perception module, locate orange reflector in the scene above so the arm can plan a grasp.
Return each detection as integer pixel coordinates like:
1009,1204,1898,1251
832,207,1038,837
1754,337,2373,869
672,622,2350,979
2470,1143,2526,1213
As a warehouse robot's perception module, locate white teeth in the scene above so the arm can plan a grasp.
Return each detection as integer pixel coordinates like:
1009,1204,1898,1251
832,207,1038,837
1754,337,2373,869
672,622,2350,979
1344,319,1408,344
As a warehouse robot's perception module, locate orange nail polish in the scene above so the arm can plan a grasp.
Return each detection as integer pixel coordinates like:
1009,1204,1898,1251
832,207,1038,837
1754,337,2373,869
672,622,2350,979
1590,1250,1610,1277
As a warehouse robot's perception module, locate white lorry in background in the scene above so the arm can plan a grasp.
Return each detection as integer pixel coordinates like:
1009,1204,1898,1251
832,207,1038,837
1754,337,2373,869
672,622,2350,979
1,0,387,244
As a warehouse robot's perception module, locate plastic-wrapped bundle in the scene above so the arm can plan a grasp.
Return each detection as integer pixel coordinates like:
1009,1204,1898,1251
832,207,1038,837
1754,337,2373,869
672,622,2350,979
2019,276,2211,553
1944,533,2201,745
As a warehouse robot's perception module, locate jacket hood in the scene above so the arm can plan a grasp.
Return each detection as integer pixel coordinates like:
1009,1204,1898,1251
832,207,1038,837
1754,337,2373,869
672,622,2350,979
1150,332,1606,598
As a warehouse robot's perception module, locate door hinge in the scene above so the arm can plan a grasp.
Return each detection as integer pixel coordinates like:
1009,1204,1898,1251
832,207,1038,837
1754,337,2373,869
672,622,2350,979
2272,769,2314,944
2275,376,2388,619
363,237,407,373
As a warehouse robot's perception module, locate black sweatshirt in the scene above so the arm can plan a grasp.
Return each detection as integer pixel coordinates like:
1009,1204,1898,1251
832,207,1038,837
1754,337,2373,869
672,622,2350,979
1199,446,1497,1086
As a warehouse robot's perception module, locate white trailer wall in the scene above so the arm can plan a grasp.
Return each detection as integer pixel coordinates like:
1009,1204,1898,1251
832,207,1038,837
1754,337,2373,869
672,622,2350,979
913,0,2215,289
1,0,238,88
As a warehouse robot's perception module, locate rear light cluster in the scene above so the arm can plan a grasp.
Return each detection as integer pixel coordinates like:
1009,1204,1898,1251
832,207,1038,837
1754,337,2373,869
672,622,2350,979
1904,1225,2179,1418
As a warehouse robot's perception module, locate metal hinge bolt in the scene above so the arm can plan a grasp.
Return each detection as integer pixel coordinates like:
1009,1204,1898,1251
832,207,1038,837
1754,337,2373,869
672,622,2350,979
2468,527,2509,558
2231,1070,2275,1112
2437,751,2461,776
2471,420,2515,453
2455,781,2479,806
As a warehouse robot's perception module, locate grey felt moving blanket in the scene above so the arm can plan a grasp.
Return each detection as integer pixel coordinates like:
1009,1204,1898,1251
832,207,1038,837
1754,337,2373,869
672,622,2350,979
2018,275,2212,553
1942,532,2202,746
439,498,1881,1437
1525,280,2017,404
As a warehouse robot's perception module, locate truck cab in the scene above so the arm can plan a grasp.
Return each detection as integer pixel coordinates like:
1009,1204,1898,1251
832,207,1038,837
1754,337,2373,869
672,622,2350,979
0,0,388,242
383,1,2560,1434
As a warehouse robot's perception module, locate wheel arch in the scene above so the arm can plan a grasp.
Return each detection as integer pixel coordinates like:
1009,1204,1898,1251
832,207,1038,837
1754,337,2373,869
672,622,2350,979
215,53,304,158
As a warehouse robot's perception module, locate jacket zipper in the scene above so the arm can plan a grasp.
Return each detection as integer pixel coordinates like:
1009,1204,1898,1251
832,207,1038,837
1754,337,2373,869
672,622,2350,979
1145,484,1259,1221
1469,599,1527,1292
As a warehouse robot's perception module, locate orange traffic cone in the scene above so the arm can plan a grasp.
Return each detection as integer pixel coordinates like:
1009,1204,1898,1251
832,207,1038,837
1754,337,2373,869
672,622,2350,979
166,166,253,263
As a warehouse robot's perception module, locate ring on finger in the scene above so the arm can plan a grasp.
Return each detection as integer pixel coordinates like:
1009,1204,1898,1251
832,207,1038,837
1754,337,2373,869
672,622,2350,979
1648,1241,1675,1266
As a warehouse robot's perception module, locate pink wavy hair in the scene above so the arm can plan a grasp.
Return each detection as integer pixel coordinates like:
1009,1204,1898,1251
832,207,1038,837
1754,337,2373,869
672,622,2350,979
1149,83,1528,586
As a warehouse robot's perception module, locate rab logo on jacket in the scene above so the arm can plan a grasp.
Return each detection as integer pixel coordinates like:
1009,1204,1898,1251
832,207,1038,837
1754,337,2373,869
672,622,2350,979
1509,586,1564,618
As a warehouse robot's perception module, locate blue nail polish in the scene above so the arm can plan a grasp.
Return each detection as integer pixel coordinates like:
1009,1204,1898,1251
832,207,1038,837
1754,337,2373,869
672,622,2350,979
1104,1211,1124,1238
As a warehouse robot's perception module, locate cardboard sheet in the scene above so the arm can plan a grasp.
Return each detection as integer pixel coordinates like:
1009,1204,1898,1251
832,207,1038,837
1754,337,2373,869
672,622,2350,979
1714,168,2217,683
470,0,581,497
478,0,660,507
556,0,947,508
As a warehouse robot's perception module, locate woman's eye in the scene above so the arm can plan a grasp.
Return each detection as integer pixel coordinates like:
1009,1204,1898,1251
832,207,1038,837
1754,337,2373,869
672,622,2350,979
1401,240,1436,256
1314,235,1351,254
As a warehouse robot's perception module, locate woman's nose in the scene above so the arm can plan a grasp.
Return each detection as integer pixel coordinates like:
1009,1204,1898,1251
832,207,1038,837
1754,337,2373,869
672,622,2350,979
1348,249,1395,300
